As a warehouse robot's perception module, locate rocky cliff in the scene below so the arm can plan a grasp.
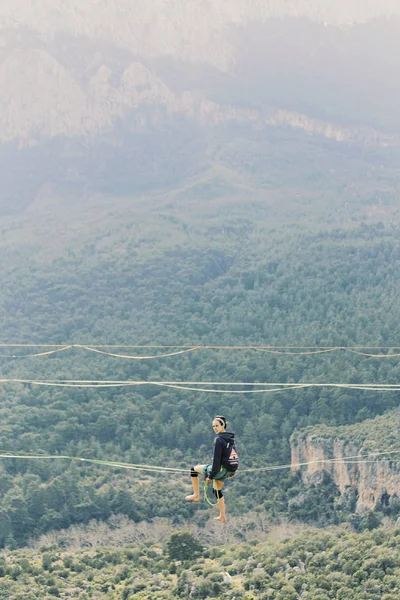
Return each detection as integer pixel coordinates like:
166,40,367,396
291,410,400,511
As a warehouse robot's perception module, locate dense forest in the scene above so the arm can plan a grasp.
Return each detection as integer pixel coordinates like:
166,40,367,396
0,124,400,552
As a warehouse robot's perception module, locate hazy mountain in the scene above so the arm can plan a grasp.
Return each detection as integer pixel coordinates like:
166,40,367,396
1,1,400,214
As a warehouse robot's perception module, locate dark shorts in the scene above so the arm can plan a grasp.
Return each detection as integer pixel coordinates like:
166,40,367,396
202,465,235,481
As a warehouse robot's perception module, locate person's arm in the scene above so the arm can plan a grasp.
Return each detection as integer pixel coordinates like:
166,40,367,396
207,438,223,480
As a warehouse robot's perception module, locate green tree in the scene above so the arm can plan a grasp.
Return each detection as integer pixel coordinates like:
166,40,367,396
166,531,203,563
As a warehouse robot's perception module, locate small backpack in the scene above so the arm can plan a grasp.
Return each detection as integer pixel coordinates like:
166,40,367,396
225,441,239,472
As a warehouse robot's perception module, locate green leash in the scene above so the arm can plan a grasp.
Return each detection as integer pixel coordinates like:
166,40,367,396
204,479,219,506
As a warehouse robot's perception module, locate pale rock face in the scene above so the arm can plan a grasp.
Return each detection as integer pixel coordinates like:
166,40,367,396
0,48,87,141
291,434,400,510
118,63,173,109
267,110,399,146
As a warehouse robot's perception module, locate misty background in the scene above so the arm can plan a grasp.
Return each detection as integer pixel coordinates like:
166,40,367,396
0,0,399,215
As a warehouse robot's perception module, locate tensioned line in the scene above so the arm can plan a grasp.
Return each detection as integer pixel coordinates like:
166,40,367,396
1,343,400,359
1,379,400,393
1,448,400,476
3,344,400,348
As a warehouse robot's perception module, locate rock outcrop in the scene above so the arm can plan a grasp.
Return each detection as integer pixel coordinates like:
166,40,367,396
291,413,400,511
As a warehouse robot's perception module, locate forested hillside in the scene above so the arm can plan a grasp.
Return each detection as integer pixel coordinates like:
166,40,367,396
2,523,400,599
1,121,400,547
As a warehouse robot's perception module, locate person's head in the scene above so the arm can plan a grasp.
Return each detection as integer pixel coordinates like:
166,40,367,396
212,415,227,434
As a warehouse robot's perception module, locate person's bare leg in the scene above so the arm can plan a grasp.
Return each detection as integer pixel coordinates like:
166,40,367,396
213,481,227,523
185,465,204,502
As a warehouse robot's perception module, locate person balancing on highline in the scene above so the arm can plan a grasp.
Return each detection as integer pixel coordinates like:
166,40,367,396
185,415,239,523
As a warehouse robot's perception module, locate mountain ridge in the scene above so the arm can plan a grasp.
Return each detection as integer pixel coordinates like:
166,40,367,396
1,46,399,147
1,4,400,145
